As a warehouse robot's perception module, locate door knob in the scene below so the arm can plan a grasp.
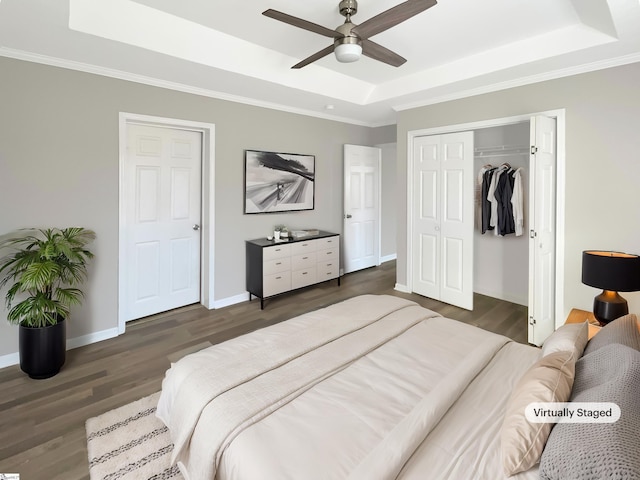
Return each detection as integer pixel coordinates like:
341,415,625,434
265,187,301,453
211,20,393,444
345,214,352,219
193,224,201,231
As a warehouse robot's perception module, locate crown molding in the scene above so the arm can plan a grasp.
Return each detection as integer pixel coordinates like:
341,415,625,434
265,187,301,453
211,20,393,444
393,52,640,112
0,47,373,127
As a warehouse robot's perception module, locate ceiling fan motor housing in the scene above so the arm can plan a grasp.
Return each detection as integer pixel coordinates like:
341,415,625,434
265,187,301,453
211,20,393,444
335,22,361,43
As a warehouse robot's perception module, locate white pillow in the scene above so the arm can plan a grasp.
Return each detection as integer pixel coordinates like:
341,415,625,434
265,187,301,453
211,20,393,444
541,320,589,359
501,350,576,476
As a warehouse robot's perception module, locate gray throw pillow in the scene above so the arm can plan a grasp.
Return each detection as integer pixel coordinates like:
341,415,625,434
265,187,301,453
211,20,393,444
539,343,640,479
583,313,640,355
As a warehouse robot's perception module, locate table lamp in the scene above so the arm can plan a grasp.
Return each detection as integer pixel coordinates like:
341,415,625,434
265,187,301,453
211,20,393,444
582,250,640,325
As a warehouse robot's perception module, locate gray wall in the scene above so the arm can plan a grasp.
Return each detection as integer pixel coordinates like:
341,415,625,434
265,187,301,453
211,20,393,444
0,57,389,358
396,61,640,319
474,123,529,306
377,142,397,260
372,124,397,260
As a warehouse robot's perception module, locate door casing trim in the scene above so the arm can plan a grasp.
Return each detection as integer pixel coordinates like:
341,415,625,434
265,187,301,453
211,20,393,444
118,112,216,334
405,109,565,328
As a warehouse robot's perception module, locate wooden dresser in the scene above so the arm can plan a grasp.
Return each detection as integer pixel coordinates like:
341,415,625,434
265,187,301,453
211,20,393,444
246,231,340,308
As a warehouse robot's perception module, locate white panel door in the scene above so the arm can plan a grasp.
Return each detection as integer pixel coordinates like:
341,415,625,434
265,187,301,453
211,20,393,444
440,133,474,309
125,124,202,321
529,115,557,345
411,136,441,300
412,132,474,310
343,144,381,274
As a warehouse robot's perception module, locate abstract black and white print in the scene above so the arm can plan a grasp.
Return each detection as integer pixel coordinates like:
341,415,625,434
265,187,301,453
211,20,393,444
244,150,315,213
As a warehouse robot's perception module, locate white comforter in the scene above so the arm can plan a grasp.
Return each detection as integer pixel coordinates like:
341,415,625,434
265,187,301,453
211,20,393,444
157,295,540,480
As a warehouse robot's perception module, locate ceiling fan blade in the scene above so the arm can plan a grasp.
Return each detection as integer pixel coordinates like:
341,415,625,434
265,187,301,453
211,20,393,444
361,39,406,67
292,45,335,69
263,9,339,38
351,0,437,39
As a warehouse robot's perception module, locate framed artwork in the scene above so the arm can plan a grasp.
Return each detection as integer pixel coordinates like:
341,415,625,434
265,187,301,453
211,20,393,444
244,150,315,214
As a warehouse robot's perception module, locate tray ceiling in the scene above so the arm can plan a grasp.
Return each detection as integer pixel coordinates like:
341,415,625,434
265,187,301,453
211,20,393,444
1,0,639,125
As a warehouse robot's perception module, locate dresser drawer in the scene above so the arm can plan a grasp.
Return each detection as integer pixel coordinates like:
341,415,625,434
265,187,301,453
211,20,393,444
263,256,291,275
263,272,291,297
317,261,339,280
263,244,291,261
290,240,317,256
291,267,317,289
317,236,338,249
291,251,316,270
317,247,339,261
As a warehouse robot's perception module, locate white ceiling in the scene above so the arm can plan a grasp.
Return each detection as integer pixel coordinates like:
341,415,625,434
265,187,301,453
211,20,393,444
1,0,640,126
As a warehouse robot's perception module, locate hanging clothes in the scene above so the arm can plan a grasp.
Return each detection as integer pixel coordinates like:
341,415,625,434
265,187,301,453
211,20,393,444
476,165,492,231
496,166,515,236
511,168,524,236
487,164,508,232
481,167,496,234
478,163,525,236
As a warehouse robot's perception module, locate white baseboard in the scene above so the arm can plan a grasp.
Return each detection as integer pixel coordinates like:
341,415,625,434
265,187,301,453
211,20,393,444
394,283,411,293
66,327,120,350
0,326,120,369
380,253,397,263
213,292,250,309
0,352,20,370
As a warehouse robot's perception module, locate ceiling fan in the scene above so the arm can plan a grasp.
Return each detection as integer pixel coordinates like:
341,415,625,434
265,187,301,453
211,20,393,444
263,0,437,69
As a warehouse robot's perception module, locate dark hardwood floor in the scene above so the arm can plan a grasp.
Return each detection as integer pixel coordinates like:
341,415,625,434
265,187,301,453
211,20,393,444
0,261,529,479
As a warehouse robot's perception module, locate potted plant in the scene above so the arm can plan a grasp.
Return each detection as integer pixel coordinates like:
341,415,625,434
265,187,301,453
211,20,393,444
274,224,289,240
0,227,95,379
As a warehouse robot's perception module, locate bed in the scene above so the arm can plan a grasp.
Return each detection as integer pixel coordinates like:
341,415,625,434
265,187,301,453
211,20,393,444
156,294,640,480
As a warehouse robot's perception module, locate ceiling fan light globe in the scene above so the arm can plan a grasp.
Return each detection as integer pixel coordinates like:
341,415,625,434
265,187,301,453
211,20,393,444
335,43,362,63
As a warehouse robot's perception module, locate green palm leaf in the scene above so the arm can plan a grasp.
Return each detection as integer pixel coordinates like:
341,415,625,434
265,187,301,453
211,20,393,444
0,227,95,327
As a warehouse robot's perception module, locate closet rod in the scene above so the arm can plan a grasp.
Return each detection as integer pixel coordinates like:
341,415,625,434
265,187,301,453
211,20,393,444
474,144,529,157
474,152,528,159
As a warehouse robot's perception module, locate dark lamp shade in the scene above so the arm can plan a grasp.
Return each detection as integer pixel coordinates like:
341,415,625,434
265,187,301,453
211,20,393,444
582,251,640,292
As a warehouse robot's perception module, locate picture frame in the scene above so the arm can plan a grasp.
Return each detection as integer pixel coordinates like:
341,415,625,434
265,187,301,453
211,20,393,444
244,150,315,214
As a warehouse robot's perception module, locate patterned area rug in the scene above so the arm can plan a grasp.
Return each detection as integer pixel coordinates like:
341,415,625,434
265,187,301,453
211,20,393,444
85,392,183,480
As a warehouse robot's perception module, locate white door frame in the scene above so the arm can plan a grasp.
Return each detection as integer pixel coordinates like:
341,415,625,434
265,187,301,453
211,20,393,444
406,109,566,328
343,144,382,274
118,112,216,334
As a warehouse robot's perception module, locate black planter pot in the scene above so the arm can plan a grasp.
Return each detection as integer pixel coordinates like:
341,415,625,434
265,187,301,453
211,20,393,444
19,318,66,379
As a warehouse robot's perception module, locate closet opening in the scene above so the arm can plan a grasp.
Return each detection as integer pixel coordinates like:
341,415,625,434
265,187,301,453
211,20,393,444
406,110,563,345
473,122,530,308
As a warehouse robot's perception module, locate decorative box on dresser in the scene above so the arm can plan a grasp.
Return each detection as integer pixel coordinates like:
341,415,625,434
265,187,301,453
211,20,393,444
246,231,340,309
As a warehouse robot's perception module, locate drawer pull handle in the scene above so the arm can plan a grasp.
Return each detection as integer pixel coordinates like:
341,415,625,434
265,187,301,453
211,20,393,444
326,251,333,255
327,263,333,266
275,248,281,252
303,256,308,259
302,272,308,275
276,262,281,265
276,276,282,280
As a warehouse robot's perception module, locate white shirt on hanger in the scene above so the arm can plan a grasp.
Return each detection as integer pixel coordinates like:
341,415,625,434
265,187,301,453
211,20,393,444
511,167,525,236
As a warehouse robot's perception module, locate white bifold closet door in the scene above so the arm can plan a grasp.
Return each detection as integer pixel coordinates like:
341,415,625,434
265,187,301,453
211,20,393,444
528,115,557,345
412,132,474,310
